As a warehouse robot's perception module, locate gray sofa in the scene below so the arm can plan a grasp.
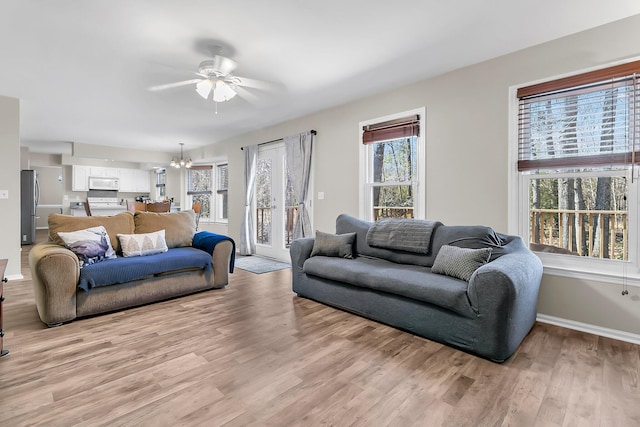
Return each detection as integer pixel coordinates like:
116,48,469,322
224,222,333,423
290,214,543,362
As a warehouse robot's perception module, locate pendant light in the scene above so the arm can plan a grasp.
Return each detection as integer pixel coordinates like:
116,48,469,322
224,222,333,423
170,143,192,168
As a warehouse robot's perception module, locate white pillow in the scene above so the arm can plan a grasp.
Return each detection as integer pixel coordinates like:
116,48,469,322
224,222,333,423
117,229,169,258
58,225,117,267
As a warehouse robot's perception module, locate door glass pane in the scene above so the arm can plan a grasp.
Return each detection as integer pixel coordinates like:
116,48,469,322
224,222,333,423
528,176,628,259
284,160,298,248
256,158,272,245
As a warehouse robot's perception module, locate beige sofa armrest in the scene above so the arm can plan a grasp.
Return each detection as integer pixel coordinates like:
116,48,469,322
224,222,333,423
29,243,80,326
211,240,233,288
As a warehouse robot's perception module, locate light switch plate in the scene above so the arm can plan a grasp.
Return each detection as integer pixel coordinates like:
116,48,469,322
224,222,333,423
318,192,325,200
0,190,8,199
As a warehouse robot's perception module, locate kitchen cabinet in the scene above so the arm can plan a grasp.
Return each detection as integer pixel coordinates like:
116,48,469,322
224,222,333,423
73,166,149,193
134,170,151,192
89,166,119,178
72,165,90,191
118,169,150,193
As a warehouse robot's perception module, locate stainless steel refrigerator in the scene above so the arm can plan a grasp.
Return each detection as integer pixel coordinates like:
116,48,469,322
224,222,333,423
20,169,39,245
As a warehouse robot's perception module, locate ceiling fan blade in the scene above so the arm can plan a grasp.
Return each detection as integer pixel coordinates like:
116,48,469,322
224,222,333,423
147,79,202,92
211,55,238,76
233,76,280,91
234,86,263,105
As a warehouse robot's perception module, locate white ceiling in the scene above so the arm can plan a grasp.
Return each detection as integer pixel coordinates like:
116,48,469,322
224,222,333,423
2,1,640,156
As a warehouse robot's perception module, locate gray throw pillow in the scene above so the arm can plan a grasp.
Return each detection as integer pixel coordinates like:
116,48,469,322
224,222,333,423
431,245,492,282
310,231,356,259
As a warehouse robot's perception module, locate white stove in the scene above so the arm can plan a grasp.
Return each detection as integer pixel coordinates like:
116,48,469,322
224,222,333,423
87,197,127,216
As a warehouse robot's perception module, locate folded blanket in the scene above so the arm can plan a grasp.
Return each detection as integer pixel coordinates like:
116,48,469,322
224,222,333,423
79,247,213,291
366,218,440,254
192,231,236,273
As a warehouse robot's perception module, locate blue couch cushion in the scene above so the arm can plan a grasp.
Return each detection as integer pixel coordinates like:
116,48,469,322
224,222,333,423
78,247,212,291
302,255,476,318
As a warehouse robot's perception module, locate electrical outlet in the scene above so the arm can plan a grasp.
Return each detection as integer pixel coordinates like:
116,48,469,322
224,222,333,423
0,190,8,199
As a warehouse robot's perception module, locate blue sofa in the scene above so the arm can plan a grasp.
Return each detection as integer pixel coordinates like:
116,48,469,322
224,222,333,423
290,214,543,362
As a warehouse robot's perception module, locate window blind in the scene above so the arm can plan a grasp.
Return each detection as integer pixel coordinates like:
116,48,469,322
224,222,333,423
517,63,640,172
187,165,213,195
362,114,420,144
217,164,228,195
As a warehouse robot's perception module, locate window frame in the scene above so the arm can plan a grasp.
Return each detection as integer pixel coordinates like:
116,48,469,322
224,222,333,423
215,163,228,224
186,161,228,225
509,59,640,286
359,107,426,221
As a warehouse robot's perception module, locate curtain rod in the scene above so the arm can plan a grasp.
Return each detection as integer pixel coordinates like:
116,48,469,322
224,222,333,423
241,129,316,150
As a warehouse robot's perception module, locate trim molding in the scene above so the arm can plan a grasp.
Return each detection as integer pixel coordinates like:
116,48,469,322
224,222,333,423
5,274,24,281
537,313,640,345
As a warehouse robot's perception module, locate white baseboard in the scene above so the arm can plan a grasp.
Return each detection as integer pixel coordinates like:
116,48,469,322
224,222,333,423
537,313,640,345
5,274,25,281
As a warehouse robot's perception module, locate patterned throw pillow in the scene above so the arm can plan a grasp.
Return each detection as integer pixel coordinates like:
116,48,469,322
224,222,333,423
58,225,117,268
310,231,356,259
431,245,492,282
117,229,169,257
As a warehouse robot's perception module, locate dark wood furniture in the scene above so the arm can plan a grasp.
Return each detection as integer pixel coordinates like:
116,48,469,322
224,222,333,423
0,258,8,358
145,201,171,213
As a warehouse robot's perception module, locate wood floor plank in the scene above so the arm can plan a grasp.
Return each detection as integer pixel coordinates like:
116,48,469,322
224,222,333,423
2,232,640,426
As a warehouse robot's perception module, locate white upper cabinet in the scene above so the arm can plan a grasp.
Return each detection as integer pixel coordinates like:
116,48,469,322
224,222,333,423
89,166,119,178
72,166,150,193
72,165,90,191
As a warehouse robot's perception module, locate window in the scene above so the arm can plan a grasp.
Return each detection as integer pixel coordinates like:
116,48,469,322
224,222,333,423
155,169,166,201
187,163,228,224
360,108,426,221
514,60,640,279
216,163,228,222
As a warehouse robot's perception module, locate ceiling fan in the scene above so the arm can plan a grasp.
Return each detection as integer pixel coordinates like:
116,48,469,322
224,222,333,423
148,54,266,111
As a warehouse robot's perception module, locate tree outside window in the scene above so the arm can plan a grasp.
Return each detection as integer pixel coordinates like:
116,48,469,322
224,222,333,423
360,110,425,221
517,64,639,262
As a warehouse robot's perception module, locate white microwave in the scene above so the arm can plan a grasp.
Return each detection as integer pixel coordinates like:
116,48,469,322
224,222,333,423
88,176,120,190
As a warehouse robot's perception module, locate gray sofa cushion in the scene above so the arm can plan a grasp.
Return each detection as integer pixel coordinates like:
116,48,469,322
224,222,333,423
336,214,441,267
302,255,476,318
310,231,356,259
431,245,492,281
366,218,438,254
336,214,506,266
432,225,505,262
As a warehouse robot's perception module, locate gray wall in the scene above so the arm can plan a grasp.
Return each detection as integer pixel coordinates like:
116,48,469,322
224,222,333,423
0,96,22,277
192,15,640,336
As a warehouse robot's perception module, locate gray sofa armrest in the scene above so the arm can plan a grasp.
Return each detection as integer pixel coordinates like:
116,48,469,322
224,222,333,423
290,237,315,270
468,238,542,312
466,237,543,356
29,243,80,326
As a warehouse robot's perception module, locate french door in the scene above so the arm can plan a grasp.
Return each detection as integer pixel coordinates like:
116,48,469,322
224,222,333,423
255,144,299,262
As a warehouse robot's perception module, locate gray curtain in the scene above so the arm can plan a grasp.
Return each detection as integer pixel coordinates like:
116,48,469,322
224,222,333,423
285,131,313,240
239,145,258,255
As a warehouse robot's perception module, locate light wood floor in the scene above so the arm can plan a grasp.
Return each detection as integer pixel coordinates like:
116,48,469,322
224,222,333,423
1,232,640,426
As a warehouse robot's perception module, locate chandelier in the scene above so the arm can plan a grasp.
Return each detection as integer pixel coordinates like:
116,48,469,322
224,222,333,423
170,143,192,168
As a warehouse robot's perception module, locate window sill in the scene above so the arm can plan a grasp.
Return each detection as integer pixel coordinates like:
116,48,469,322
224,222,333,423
536,252,640,287
199,219,228,225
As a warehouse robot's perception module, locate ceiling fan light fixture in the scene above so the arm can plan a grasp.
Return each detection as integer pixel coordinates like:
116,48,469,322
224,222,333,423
213,80,237,103
195,79,213,99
